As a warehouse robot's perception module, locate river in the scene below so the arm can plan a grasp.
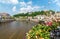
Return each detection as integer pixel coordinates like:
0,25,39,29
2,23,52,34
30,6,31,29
0,21,38,39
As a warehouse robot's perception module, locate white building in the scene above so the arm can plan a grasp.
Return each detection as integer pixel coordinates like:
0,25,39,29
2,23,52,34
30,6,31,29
34,15,46,20
0,13,11,20
54,13,60,18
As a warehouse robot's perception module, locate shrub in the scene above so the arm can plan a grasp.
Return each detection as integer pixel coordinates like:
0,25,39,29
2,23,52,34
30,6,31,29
26,24,57,39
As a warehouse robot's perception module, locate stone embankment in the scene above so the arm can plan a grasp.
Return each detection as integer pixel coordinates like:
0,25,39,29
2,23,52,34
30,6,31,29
0,19,15,22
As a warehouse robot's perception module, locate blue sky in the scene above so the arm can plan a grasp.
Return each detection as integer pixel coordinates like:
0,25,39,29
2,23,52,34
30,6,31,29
0,0,60,15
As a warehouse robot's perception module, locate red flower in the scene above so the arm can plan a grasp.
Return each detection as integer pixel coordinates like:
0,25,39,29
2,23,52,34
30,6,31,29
45,21,52,26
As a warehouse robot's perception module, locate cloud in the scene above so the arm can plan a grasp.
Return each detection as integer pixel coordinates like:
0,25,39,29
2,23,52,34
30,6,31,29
20,1,26,7
12,6,16,12
0,0,19,4
53,0,60,6
20,1,32,7
27,1,32,5
19,1,40,13
20,6,40,13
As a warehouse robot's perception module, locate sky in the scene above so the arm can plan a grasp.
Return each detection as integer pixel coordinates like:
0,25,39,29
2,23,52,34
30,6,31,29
0,0,60,15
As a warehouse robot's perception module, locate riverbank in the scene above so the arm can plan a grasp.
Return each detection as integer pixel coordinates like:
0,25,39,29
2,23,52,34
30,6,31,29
15,18,40,23
0,19,15,23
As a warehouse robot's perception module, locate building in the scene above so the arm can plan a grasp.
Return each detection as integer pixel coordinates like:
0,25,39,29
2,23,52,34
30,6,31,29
54,13,60,17
0,13,11,20
54,13,60,19
34,15,46,20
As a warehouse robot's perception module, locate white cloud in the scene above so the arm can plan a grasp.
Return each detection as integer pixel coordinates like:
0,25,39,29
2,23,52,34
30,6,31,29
20,1,32,7
20,6,33,13
12,6,16,12
20,6,40,13
10,0,18,4
27,1,32,5
0,0,19,4
53,0,60,6
19,1,40,13
20,2,26,7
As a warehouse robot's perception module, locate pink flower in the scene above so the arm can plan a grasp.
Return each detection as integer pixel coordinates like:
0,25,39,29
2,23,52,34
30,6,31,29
45,21,52,26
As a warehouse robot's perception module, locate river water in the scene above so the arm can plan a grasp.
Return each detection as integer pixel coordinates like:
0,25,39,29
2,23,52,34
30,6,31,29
0,21,38,39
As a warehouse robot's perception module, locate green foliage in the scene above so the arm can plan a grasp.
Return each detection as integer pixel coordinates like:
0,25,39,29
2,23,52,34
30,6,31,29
26,23,57,39
13,10,55,17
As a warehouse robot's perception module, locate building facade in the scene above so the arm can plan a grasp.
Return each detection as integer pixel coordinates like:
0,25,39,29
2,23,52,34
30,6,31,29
0,13,11,20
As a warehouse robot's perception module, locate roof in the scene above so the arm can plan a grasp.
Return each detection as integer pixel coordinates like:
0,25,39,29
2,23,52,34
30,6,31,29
0,13,10,16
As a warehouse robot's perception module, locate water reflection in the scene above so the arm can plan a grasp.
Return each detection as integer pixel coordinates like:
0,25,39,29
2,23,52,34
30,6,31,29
0,21,37,39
